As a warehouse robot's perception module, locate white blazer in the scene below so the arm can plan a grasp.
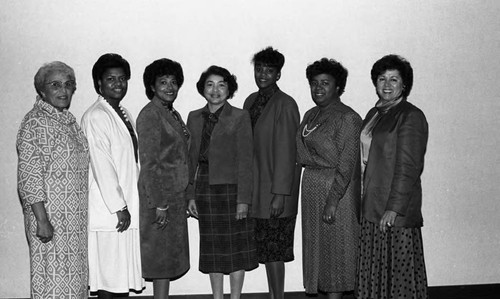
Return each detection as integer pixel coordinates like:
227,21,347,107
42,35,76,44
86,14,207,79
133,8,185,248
81,97,140,231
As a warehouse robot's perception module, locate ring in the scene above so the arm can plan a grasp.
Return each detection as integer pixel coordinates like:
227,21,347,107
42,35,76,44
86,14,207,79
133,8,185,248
119,221,123,224
387,222,392,227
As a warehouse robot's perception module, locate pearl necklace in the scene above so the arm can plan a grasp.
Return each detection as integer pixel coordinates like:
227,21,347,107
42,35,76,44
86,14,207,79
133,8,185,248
301,109,321,138
119,105,129,122
302,123,320,137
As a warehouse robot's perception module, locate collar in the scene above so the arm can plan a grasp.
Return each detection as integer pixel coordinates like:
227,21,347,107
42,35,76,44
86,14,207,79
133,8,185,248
35,97,75,125
258,85,279,98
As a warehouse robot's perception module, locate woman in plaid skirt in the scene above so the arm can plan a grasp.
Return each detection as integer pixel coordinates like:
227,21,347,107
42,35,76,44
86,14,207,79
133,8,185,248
187,65,258,299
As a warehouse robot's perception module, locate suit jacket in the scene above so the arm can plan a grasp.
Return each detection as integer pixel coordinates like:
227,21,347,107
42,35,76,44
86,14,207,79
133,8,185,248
81,97,140,231
243,89,301,218
187,103,253,204
362,100,428,228
136,97,192,208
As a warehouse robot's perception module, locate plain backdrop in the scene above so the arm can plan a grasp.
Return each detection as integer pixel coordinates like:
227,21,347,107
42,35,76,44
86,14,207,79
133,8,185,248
1,0,499,297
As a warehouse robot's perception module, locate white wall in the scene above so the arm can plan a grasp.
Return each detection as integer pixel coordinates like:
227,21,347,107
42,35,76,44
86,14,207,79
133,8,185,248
1,0,500,297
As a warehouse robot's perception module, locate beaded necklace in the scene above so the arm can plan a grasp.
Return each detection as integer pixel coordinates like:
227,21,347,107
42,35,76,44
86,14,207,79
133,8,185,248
302,109,322,138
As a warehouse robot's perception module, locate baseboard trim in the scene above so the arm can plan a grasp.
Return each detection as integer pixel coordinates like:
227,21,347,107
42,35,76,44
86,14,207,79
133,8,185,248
86,283,500,299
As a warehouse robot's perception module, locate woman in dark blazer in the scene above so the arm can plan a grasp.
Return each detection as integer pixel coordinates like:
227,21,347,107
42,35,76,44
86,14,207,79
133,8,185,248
243,47,301,299
187,65,258,299
355,54,429,299
137,58,191,299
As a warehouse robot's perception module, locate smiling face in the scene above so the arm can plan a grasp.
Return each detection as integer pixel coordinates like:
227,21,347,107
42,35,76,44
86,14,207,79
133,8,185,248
376,69,404,102
309,73,339,108
203,74,229,112
40,71,76,111
98,67,128,103
254,63,280,91
152,75,179,104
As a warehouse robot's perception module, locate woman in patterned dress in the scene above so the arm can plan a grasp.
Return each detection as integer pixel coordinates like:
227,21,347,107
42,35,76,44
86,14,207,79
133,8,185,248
187,65,258,299
17,61,89,298
81,53,144,298
137,58,191,299
296,58,362,299
355,55,428,299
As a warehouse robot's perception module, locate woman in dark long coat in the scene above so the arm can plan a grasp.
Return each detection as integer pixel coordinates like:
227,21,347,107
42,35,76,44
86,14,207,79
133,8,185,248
137,58,191,299
187,65,258,299
355,54,429,299
243,47,301,299
297,58,361,299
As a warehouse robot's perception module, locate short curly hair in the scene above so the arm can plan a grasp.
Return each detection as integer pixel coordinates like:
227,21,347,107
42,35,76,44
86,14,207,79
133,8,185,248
34,61,76,97
91,53,131,95
196,65,238,99
251,47,285,71
143,58,184,100
371,54,413,98
306,58,348,96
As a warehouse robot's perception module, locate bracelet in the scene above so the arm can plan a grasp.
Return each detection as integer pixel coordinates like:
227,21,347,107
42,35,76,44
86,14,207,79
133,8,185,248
119,206,128,212
156,206,169,211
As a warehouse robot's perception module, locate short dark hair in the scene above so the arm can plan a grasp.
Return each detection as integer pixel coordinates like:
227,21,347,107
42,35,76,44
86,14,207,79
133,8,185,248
196,65,238,99
92,53,131,95
306,58,348,96
143,58,184,100
252,47,285,71
371,54,413,98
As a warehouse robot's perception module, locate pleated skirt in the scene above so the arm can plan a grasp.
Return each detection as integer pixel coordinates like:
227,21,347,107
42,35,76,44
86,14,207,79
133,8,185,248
195,163,258,274
355,218,428,299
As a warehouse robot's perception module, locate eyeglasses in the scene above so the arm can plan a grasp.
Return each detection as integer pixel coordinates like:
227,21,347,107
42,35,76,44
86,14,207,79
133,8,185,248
45,80,76,91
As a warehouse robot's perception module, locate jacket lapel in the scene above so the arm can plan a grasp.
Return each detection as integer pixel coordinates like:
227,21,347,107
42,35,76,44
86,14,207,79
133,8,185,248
152,98,186,140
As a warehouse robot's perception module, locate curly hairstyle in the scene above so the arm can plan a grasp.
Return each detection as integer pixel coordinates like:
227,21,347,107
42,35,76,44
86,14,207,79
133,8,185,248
143,58,184,100
251,46,285,71
91,53,131,95
34,61,76,97
371,54,413,98
306,58,348,96
196,65,238,99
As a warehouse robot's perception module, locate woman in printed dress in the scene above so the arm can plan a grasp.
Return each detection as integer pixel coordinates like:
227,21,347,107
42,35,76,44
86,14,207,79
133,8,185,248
17,61,89,298
297,58,361,299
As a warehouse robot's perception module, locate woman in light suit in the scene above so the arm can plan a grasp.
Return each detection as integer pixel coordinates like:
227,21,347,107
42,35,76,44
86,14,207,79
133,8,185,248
81,53,144,298
187,65,258,299
355,54,429,299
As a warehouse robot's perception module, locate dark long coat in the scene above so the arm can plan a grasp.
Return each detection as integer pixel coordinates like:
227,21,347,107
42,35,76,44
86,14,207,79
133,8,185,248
243,90,301,218
136,97,190,279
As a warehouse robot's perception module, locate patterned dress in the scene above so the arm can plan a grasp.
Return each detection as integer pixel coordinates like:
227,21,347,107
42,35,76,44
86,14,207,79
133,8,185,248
17,98,89,299
296,101,361,294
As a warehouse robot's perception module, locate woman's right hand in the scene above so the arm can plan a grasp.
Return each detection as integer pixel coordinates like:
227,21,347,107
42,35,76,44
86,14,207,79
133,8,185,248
36,219,54,243
116,208,131,232
188,200,199,219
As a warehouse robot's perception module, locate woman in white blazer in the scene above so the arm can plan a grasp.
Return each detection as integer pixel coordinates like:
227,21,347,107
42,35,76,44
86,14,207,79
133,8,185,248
81,53,144,298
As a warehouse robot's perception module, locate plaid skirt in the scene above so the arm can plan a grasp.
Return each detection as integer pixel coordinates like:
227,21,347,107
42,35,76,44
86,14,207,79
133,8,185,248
355,217,428,299
195,163,258,274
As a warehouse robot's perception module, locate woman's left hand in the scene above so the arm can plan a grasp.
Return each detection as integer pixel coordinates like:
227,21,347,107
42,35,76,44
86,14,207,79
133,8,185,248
236,203,248,220
379,210,398,233
155,206,169,230
322,202,336,224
